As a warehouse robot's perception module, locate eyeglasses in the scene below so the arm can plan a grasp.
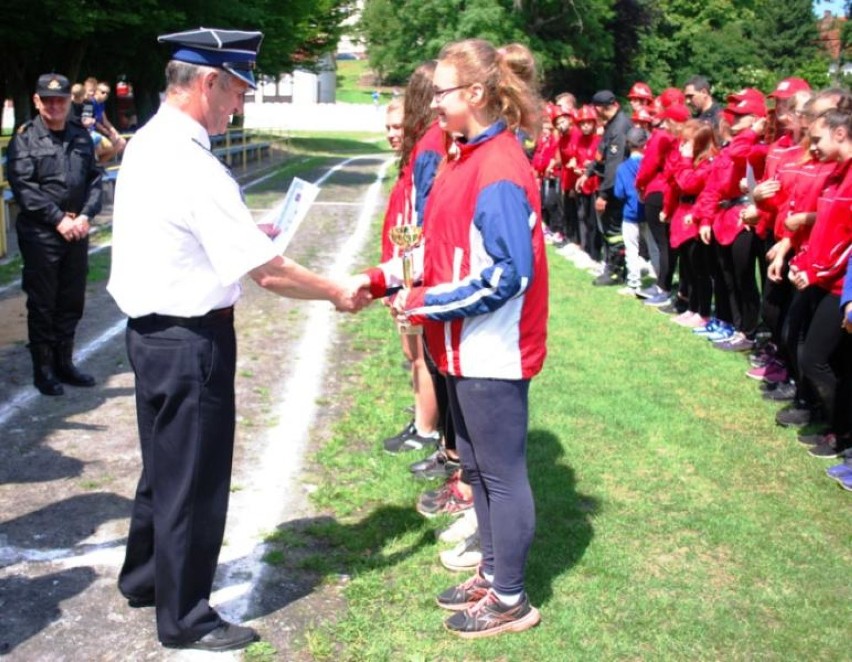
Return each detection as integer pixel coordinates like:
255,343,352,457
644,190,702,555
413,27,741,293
432,84,468,102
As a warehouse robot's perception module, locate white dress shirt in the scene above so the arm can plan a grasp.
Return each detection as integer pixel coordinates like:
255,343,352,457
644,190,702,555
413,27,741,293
107,103,279,318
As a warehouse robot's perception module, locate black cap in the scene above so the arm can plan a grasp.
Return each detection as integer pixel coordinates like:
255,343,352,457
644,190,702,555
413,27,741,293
591,90,617,106
36,73,71,98
158,27,264,89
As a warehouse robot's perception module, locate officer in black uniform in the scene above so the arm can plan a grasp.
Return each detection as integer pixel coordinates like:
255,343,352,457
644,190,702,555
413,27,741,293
7,73,102,395
584,90,631,285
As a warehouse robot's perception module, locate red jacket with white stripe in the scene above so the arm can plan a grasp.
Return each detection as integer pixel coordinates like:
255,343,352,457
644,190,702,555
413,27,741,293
790,158,852,295
366,121,548,380
380,161,413,262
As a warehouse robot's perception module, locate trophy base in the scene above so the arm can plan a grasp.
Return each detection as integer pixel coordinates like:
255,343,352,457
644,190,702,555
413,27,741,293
398,324,423,336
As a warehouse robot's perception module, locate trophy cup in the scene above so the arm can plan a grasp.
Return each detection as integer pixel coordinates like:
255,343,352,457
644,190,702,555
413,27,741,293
388,224,423,335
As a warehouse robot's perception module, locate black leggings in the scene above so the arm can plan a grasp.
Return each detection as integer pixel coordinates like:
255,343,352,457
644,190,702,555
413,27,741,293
680,239,713,317
716,231,761,335
784,287,852,431
644,192,673,290
446,376,534,596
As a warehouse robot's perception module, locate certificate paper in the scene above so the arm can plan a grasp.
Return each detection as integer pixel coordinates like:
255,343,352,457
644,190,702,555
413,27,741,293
272,177,320,249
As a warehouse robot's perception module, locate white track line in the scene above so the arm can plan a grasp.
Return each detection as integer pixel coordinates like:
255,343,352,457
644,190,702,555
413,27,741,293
214,156,393,623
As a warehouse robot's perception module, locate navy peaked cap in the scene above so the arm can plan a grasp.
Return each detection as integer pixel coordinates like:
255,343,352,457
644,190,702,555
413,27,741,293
158,27,263,89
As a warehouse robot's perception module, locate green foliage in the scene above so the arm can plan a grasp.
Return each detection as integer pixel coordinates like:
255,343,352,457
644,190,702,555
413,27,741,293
0,0,355,126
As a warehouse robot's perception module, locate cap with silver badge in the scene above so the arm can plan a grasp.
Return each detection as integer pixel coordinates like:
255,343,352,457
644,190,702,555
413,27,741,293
158,27,263,89
36,74,71,98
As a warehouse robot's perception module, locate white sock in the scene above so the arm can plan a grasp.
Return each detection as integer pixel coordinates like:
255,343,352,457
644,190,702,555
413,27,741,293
493,590,522,606
414,424,439,438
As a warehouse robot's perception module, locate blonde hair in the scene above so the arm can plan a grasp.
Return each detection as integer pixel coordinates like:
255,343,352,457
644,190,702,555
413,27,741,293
438,39,540,137
386,97,404,115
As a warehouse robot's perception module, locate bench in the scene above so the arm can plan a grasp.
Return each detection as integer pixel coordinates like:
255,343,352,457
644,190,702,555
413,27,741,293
213,141,271,167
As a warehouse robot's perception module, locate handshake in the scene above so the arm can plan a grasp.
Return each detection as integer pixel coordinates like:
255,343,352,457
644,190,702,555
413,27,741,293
333,273,374,313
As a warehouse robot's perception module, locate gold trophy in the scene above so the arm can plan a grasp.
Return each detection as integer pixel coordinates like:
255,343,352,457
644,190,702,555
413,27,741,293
388,224,423,335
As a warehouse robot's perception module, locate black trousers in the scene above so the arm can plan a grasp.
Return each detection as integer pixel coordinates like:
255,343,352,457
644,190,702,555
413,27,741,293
576,193,602,260
17,222,88,346
119,311,237,645
562,190,580,245
716,231,761,335
600,196,625,273
644,192,673,291
680,239,713,318
783,287,852,430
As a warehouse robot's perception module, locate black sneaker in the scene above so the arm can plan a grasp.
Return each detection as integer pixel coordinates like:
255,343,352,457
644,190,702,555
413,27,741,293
655,301,679,315
436,569,491,610
409,449,460,480
444,590,541,639
775,403,812,428
808,434,852,459
382,421,440,453
592,269,622,286
762,382,796,401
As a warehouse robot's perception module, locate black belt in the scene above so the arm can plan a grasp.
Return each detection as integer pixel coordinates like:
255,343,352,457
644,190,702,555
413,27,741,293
718,195,750,209
130,306,234,329
679,195,697,204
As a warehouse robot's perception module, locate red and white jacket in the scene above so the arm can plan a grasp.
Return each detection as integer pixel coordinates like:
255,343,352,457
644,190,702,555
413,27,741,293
366,121,548,380
380,161,414,262
790,158,852,295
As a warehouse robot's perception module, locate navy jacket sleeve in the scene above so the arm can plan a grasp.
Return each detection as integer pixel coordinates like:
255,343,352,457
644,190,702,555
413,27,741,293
413,149,441,224
409,181,534,321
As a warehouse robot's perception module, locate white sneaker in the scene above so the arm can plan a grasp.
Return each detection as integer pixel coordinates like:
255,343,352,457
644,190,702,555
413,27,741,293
439,531,481,572
436,507,478,543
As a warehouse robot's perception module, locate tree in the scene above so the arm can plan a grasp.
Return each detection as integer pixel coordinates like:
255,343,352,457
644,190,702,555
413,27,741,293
0,0,354,129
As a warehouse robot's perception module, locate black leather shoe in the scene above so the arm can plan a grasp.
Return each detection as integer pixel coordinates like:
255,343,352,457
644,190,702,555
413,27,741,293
126,594,155,608
166,622,259,652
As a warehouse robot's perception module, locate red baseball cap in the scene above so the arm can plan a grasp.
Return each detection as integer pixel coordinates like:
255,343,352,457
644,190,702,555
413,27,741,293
726,87,764,104
659,104,691,123
658,87,686,108
628,82,654,101
631,107,655,124
768,77,811,99
725,95,766,117
550,103,572,121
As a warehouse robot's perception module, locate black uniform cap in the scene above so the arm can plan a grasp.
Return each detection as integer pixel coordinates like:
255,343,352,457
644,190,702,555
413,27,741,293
158,27,263,89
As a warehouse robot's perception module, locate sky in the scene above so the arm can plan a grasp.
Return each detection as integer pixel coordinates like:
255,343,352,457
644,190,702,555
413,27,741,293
813,0,847,16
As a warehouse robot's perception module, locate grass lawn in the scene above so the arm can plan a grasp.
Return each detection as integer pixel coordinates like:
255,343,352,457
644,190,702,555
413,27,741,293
336,59,399,105
263,222,851,660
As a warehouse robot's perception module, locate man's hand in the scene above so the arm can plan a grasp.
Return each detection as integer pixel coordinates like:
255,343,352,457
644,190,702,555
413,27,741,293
333,274,372,313
56,214,89,242
594,196,607,213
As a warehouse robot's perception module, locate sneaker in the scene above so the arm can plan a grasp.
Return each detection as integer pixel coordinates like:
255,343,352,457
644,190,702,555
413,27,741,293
383,420,440,453
714,332,755,352
655,301,679,315
825,461,852,479
746,361,780,381
444,590,541,639
637,284,662,300
436,508,479,543
440,532,482,572
420,471,461,502
749,343,777,367
705,324,735,342
417,479,474,518
436,570,491,611
762,363,789,384
808,434,852,458
693,318,721,335
672,311,695,325
592,269,623,286
837,472,852,491
617,285,640,297
775,403,812,428
643,292,671,307
762,381,797,402
798,430,830,446
410,449,460,480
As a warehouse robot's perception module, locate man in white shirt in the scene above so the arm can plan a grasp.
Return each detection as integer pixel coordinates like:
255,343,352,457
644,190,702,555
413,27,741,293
107,27,366,652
